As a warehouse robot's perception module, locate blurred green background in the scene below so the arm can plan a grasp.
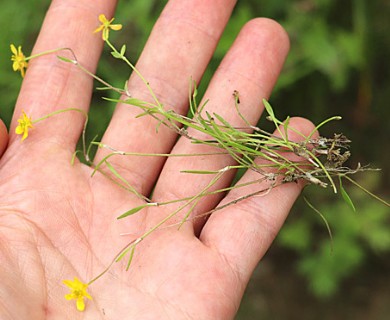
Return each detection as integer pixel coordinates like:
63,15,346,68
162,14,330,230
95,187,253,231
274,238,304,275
1,0,389,319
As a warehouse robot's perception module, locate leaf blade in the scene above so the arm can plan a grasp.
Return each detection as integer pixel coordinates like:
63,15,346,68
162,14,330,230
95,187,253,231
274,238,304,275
339,177,356,212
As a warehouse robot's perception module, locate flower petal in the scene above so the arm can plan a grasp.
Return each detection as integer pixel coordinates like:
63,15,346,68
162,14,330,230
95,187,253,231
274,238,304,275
84,291,93,300
15,126,23,135
65,293,74,300
110,24,122,31
10,44,17,55
63,278,79,289
12,61,19,71
98,14,107,23
76,298,85,312
93,25,104,33
102,29,109,41
21,130,28,140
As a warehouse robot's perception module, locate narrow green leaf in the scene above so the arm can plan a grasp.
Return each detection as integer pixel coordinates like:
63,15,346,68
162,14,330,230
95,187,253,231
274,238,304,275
116,243,134,262
192,80,198,99
181,170,220,174
125,245,136,271
57,55,75,63
213,113,234,129
197,99,209,115
339,177,356,212
111,51,121,59
105,160,123,181
263,99,284,138
102,97,120,103
124,80,130,95
120,44,126,56
304,197,333,251
263,99,275,118
283,116,290,141
105,160,146,200
117,204,148,219
96,86,112,91
124,97,148,106
205,111,214,122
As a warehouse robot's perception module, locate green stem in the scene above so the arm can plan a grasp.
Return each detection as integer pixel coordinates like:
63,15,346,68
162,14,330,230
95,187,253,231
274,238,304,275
26,47,71,61
33,108,89,160
106,39,162,107
344,175,390,207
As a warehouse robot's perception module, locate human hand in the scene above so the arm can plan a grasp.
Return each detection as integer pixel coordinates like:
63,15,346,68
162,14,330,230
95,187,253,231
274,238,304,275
0,0,313,319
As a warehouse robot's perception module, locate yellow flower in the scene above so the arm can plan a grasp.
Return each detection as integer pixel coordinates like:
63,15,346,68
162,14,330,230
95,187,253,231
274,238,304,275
94,14,122,41
15,111,33,141
10,44,28,78
63,277,92,312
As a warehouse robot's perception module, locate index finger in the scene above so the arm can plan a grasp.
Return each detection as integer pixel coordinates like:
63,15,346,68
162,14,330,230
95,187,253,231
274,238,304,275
0,120,8,156
9,0,117,150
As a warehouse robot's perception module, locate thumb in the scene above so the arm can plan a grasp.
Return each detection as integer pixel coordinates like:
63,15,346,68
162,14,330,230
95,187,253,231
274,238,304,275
0,119,9,157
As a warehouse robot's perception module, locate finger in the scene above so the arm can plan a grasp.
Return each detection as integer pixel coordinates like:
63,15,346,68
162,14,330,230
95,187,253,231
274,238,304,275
200,118,315,285
150,19,290,229
94,0,236,196
9,0,117,150
0,120,8,157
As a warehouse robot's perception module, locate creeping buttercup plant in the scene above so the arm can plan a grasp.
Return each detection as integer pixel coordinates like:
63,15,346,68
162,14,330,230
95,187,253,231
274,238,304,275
11,14,389,312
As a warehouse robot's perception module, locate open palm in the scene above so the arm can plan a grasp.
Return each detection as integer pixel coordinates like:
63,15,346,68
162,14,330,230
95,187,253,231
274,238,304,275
0,0,313,319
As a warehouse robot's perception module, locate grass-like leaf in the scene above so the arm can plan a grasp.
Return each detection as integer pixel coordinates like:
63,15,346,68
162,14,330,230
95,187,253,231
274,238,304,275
304,197,333,251
339,176,356,212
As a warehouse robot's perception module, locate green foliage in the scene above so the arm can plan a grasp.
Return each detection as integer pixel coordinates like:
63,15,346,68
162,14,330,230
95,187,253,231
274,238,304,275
279,181,390,298
299,237,364,297
276,0,366,91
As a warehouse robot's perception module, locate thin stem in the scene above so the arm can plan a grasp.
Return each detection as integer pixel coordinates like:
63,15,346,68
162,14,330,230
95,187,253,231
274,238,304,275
33,107,89,161
344,175,390,207
106,40,161,106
